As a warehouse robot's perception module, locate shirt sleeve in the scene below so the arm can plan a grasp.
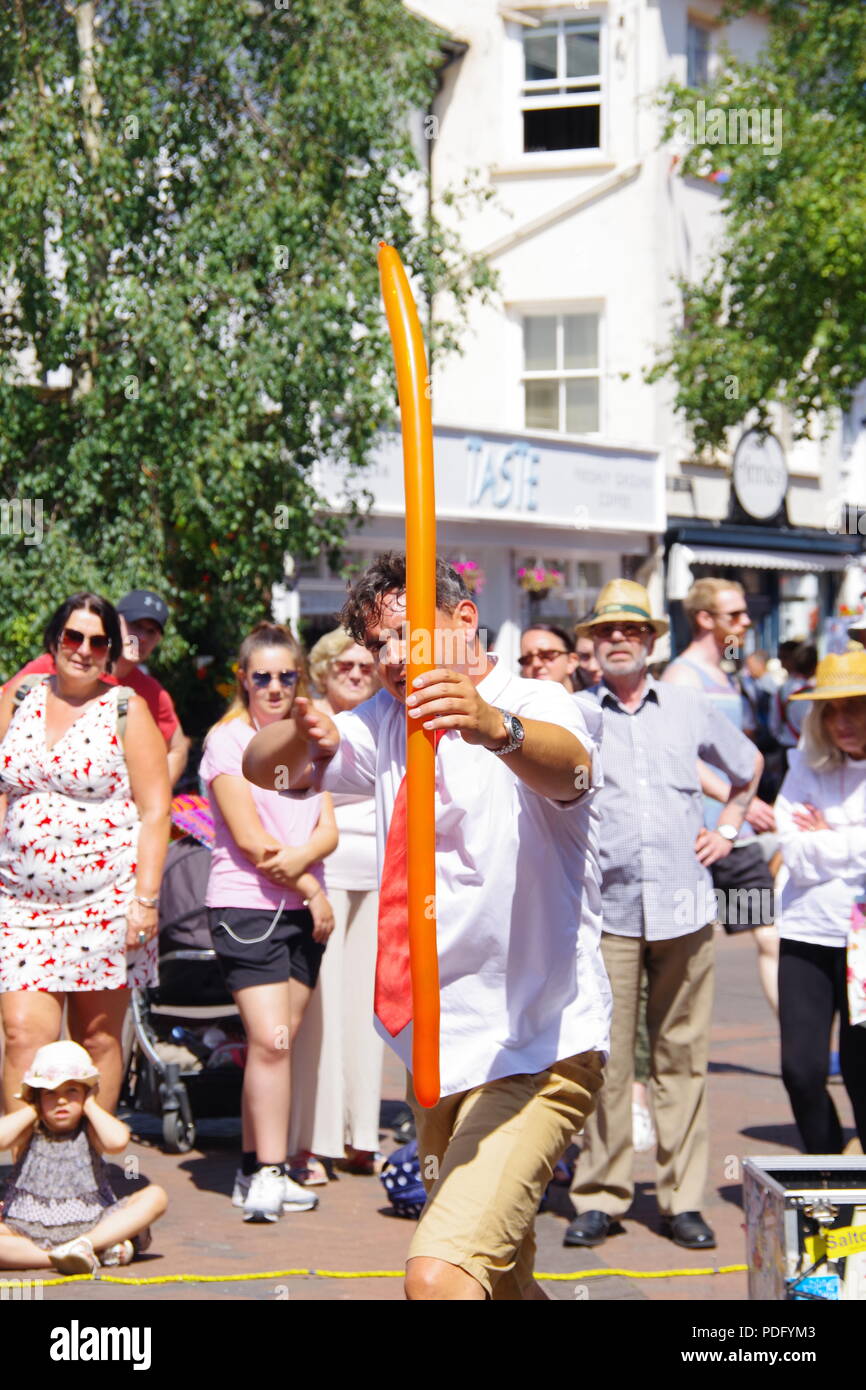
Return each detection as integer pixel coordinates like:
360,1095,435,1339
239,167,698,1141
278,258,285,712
315,692,388,797
776,751,866,885
696,693,757,785
157,687,180,742
507,682,603,806
199,723,245,785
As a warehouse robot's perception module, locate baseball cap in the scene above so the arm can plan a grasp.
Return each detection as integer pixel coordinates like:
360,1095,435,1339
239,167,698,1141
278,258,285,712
117,589,169,630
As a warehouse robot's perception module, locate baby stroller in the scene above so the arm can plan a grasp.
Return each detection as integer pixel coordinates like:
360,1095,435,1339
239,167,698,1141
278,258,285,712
123,804,246,1153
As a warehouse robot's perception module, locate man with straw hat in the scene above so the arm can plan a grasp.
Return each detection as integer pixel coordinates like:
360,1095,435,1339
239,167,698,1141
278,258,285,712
564,580,762,1252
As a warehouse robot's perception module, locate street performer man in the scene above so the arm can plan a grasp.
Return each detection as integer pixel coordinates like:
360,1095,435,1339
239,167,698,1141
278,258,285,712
243,553,610,1301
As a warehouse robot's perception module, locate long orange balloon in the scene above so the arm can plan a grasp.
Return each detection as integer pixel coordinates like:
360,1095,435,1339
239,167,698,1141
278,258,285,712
377,241,440,1107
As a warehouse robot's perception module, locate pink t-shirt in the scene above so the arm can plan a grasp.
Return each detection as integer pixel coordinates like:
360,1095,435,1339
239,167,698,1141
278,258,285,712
199,718,325,910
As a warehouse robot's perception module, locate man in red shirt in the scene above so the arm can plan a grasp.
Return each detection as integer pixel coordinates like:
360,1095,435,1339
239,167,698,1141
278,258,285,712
7,589,189,786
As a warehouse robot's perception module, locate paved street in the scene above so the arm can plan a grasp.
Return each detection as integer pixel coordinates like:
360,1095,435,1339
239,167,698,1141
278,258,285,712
1,931,856,1303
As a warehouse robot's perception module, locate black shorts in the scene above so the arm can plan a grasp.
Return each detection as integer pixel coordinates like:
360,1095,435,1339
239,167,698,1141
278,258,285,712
208,906,324,993
710,841,776,935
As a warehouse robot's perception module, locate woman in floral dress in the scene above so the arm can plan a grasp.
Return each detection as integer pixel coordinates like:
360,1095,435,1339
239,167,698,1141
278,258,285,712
0,592,171,1114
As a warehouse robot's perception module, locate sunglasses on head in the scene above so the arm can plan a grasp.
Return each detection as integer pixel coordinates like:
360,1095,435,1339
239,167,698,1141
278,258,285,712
518,648,569,667
60,627,110,655
249,670,298,689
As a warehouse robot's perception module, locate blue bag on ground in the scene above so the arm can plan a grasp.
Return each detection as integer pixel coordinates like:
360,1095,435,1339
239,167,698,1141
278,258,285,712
379,1139,427,1219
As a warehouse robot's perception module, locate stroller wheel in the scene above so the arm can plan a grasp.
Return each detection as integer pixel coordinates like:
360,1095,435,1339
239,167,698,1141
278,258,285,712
162,1110,196,1153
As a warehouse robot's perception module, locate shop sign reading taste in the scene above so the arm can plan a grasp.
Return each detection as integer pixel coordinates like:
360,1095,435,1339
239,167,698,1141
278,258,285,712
732,430,788,521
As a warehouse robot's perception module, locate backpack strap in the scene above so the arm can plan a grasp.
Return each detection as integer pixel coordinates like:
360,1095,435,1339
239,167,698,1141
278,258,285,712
13,673,50,707
113,686,136,741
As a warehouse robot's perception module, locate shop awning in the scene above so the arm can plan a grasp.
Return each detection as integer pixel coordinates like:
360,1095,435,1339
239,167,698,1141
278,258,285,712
685,545,852,573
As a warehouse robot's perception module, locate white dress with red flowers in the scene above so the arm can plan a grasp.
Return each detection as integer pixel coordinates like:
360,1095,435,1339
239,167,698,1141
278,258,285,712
0,681,157,992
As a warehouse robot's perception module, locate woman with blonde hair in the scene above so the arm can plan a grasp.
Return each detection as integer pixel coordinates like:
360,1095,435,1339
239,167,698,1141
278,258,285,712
775,650,866,1152
288,627,383,1181
199,621,337,1222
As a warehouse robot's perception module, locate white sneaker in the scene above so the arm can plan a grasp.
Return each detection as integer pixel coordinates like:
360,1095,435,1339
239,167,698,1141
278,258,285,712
632,1101,657,1153
243,1166,286,1223
280,1173,319,1213
232,1170,251,1208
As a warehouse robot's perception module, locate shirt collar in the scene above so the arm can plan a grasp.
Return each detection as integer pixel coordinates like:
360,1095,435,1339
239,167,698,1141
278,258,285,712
598,673,660,712
475,652,509,704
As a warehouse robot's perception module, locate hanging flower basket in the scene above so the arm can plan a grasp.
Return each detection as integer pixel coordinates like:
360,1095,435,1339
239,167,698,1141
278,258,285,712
517,565,564,598
451,560,486,595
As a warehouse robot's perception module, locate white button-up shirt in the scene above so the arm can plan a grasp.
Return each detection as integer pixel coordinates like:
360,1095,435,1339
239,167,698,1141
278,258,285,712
317,657,611,1096
777,749,866,946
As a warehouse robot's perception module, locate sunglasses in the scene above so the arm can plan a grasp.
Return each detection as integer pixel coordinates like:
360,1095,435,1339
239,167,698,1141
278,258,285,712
593,623,653,641
712,609,749,621
518,648,569,667
333,659,376,676
249,670,299,689
60,627,110,655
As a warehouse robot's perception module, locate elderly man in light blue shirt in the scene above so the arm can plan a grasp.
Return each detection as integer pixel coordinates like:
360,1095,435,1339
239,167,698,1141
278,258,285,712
565,580,762,1254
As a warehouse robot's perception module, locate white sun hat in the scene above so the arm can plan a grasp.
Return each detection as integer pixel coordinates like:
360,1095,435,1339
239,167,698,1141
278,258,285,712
20,1041,100,1099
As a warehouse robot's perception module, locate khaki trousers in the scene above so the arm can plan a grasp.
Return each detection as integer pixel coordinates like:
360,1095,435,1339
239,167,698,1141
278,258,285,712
572,924,715,1218
410,1051,604,1299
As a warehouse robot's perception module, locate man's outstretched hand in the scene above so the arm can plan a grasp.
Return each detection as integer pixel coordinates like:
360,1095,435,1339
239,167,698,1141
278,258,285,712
291,697,340,759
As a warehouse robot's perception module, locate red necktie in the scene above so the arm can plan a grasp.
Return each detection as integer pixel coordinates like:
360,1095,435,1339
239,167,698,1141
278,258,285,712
375,731,442,1037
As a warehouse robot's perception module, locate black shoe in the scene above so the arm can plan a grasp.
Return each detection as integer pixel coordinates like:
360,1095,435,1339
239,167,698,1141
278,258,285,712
661,1211,717,1250
563,1210,619,1247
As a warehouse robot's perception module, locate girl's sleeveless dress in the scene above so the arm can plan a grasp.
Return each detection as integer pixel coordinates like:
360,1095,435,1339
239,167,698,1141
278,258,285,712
1,1122,124,1248
0,679,157,991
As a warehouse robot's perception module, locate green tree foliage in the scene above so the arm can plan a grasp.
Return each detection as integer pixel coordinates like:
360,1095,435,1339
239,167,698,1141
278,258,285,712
650,0,866,454
0,0,493,728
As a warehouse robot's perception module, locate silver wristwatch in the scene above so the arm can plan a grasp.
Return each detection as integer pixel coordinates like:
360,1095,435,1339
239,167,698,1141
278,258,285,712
491,708,525,757
717,823,738,842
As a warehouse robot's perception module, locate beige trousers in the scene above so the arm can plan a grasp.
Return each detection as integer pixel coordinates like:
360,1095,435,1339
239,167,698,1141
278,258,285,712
572,924,715,1218
288,888,384,1157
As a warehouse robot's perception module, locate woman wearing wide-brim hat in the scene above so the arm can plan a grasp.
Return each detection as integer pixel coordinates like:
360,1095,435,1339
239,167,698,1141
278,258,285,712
775,651,866,1152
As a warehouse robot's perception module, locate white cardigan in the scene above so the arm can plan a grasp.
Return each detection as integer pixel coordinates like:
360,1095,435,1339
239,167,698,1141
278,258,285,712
776,749,866,947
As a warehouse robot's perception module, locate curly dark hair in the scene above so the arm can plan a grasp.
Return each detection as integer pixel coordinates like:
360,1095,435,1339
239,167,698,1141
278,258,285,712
340,552,471,644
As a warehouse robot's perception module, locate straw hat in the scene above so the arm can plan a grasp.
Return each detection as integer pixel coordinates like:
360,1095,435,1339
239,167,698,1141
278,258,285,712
789,650,866,701
575,579,669,638
19,1041,100,1099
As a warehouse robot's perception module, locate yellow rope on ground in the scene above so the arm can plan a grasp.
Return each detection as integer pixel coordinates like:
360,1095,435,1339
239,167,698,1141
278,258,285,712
0,1263,748,1288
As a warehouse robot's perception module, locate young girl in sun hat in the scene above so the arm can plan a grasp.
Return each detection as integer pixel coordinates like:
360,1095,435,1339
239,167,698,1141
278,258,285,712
0,1041,167,1274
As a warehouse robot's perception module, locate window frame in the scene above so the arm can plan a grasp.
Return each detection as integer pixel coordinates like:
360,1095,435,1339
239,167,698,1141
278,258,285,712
520,307,604,438
686,16,712,89
520,14,605,156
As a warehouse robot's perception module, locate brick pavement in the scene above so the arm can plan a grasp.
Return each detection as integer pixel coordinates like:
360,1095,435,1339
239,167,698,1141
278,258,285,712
1,931,856,1303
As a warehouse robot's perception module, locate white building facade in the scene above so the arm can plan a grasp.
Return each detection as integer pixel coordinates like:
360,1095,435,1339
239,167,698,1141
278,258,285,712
291,0,865,662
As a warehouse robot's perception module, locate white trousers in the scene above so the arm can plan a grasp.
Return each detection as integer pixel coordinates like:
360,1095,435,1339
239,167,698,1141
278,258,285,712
288,887,384,1157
